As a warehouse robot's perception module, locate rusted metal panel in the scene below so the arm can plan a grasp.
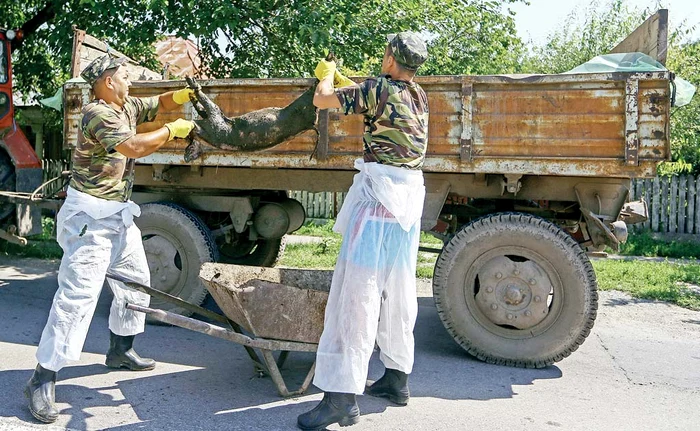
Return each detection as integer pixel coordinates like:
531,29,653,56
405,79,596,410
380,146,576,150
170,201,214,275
315,109,329,161
64,71,670,179
460,79,474,162
625,78,640,166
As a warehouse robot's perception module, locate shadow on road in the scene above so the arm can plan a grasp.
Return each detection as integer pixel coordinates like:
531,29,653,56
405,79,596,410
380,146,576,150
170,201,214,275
1,259,562,430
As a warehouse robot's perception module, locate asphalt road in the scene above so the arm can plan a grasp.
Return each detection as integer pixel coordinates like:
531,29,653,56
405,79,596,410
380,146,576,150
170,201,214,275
1,256,699,431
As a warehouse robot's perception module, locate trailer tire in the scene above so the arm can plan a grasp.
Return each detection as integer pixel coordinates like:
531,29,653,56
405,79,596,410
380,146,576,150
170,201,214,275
136,202,219,317
0,149,16,222
433,213,598,368
218,235,286,267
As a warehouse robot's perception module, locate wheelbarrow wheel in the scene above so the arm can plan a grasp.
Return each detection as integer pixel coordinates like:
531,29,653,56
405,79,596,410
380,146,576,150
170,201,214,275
136,202,219,318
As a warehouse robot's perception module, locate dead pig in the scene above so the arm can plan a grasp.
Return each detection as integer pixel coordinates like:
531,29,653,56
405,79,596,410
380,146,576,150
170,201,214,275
184,76,318,161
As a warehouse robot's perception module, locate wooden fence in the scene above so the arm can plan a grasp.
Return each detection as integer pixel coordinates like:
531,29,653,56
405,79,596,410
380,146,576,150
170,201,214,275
630,175,700,234
292,175,700,232
288,191,346,219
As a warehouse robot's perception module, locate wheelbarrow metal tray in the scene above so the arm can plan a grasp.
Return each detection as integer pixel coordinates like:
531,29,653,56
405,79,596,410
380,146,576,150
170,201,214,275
199,263,333,344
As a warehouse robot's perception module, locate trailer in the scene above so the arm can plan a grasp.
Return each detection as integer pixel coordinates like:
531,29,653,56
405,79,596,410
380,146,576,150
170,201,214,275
56,10,676,368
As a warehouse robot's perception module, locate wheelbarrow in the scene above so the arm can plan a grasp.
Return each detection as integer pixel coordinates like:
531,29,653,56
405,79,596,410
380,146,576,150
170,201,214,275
111,263,333,397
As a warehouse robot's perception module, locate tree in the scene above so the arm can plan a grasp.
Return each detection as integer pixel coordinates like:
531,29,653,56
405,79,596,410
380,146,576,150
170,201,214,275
521,0,700,175
522,0,646,74
663,40,700,175
160,0,526,78
6,0,164,100
7,0,526,103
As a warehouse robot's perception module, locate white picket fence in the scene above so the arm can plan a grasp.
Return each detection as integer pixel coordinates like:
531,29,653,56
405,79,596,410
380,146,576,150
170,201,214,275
630,175,700,234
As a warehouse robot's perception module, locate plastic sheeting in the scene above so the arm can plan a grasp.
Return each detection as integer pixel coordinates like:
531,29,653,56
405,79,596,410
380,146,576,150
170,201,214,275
39,78,86,111
36,187,150,372
313,160,425,394
564,52,696,107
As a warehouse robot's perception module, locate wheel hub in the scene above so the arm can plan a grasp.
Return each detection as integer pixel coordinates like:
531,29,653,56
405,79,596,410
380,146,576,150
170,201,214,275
143,235,182,293
475,256,551,329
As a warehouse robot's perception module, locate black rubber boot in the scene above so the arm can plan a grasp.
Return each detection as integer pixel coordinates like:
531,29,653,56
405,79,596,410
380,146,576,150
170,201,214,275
24,364,59,423
105,331,156,371
297,392,360,430
365,368,410,406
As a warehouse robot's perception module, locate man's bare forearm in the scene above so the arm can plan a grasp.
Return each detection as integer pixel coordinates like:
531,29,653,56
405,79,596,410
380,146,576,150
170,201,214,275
115,128,171,159
158,91,180,112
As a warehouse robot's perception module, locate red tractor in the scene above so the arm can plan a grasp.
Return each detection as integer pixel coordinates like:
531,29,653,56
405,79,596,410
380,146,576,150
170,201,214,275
0,28,43,245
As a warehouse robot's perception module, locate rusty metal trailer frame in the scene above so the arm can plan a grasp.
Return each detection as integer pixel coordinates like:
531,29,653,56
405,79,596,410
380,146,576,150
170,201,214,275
109,274,317,397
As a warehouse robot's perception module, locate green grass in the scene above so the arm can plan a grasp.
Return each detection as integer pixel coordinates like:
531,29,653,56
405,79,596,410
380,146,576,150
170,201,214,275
6,218,699,311
593,259,700,310
0,217,63,260
285,220,441,277
292,219,340,238
279,238,342,268
616,231,700,259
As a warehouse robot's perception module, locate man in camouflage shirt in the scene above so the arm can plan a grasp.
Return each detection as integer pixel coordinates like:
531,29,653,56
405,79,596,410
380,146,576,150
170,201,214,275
298,32,429,430
25,54,196,424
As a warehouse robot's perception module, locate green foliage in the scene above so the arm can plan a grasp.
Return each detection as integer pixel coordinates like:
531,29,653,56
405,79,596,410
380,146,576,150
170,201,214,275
593,259,700,310
522,0,645,73
617,231,700,259
663,40,700,175
520,0,700,174
8,0,526,100
166,0,526,78
6,0,163,102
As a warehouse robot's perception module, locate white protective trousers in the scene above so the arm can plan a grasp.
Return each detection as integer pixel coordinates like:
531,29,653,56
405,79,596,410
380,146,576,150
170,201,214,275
36,187,151,372
314,159,426,394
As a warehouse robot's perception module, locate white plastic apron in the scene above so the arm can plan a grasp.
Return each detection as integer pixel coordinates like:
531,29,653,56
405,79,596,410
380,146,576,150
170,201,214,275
314,159,425,394
36,187,151,372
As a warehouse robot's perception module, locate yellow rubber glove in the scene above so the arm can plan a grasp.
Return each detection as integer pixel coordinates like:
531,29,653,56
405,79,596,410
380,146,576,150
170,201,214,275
334,70,355,88
314,59,336,82
172,88,195,105
164,119,195,140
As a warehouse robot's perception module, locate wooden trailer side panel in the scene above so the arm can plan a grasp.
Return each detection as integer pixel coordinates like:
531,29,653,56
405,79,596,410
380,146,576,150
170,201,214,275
63,72,670,179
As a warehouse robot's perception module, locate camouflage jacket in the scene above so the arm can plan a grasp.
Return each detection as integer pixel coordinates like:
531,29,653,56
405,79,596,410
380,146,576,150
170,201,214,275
335,75,429,169
70,96,159,202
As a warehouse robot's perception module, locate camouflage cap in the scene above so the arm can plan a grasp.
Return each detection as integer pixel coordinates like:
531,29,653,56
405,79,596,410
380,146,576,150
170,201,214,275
80,55,128,87
387,32,428,71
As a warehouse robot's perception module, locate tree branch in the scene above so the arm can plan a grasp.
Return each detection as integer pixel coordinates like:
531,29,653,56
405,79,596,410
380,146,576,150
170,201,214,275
13,0,63,51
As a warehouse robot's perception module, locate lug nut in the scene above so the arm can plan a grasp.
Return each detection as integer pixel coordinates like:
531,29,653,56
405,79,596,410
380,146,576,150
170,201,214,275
507,313,514,320
491,304,498,310
534,296,542,303
525,310,532,317
486,286,494,293
514,269,520,276
529,279,536,285
496,273,502,279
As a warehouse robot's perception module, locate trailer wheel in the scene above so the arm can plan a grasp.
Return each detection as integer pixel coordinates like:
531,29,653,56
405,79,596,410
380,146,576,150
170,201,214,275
218,234,286,267
433,213,598,368
136,203,219,317
0,149,16,222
